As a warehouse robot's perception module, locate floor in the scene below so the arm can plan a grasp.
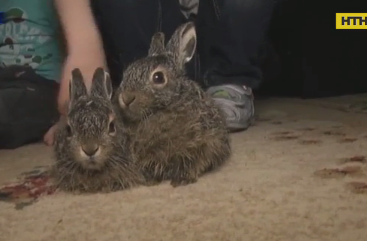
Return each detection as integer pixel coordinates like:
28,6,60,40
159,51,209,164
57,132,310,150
1,96,367,241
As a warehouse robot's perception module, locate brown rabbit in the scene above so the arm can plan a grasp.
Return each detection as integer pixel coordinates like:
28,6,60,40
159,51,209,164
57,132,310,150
52,67,145,193
114,22,231,187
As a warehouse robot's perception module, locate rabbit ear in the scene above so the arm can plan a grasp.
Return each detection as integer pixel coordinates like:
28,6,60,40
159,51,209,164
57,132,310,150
166,22,197,67
148,32,166,56
69,68,87,106
90,67,113,100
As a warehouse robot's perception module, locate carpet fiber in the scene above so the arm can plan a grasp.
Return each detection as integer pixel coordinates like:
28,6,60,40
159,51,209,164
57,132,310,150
1,97,367,241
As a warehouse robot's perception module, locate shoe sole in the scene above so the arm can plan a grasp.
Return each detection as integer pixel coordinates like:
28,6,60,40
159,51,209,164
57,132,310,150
227,116,256,133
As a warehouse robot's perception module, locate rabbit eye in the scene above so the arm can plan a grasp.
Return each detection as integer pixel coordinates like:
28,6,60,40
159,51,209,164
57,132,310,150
152,71,166,85
108,122,116,135
66,125,72,136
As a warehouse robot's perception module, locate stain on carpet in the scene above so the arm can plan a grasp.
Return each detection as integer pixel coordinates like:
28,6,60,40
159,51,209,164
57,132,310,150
271,135,299,141
0,166,56,210
314,166,363,179
297,127,316,131
322,131,346,136
314,154,367,195
271,131,292,136
269,131,299,141
339,156,366,164
298,139,322,145
346,182,367,194
337,137,358,143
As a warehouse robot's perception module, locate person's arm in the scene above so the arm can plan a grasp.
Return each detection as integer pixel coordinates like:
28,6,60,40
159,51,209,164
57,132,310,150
54,0,106,116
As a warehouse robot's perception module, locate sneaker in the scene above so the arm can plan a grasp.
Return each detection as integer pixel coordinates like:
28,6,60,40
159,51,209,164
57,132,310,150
206,84,255,131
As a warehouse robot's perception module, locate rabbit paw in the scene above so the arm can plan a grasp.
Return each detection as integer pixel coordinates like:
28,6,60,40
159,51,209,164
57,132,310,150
170,174,198,187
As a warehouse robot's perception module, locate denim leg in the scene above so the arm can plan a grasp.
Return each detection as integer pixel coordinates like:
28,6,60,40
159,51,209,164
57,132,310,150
92,0,186,84
199,0,276,89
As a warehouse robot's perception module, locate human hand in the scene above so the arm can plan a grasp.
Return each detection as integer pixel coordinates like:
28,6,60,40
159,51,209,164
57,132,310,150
44,122,59,146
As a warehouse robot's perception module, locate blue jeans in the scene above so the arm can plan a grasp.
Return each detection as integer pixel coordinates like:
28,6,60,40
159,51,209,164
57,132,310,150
91,0,275,89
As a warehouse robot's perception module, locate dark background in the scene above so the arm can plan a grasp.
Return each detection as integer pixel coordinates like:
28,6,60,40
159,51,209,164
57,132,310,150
257,0,367,98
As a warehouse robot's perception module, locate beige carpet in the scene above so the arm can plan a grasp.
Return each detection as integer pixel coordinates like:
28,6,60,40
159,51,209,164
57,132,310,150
1,97,367,241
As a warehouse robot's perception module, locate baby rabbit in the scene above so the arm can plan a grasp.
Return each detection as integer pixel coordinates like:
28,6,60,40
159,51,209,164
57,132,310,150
52,67,144,193
115,22,232,187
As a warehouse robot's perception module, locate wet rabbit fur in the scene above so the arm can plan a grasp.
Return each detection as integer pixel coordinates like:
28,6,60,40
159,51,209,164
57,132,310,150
52,68,144,193
115,22,232,187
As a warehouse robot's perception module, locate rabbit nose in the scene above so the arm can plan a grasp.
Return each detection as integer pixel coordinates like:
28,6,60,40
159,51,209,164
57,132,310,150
81,144,100,157
120,92,136,107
